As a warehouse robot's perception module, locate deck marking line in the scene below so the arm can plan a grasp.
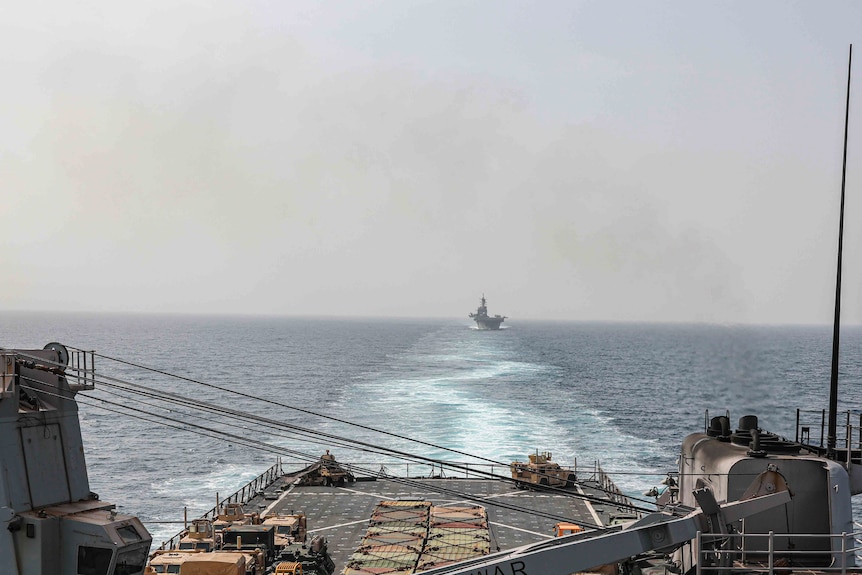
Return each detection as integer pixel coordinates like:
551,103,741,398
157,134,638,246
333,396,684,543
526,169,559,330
333,486,398,500
489,521,554,538
260,483,296,517
576,484,603,526
307,518,370,532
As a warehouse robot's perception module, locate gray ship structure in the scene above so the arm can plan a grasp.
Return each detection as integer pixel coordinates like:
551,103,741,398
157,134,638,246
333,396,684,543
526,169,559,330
468,294,506,330
0,343,152,575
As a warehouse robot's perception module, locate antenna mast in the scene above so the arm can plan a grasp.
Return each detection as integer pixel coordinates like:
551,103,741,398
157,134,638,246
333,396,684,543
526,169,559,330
828,44,853,456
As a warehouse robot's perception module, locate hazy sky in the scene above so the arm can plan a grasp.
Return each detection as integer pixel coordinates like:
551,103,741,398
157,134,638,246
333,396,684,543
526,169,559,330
3,1,861,323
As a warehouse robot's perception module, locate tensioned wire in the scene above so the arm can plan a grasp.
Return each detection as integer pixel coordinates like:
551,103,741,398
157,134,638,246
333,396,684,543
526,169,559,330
11,347,659,513
17,348,663,513
86,349,662,508
81,371,654,515
18,377,611,529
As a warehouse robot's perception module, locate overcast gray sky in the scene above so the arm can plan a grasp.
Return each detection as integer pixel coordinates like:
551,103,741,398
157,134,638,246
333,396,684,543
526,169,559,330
2,1,861,323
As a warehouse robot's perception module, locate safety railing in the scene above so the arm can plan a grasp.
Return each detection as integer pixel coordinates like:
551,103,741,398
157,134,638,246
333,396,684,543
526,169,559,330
158,461,282,550
797,409,862,465
0,352,15,398
694,526,862,575
283,457,633,497
284,457,585,481
592,462,632,507
361,460,508,479
285,457,640,516
67,348,96,391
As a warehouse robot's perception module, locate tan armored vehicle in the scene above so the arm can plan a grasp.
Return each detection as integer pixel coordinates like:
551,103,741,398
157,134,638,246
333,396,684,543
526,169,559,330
298,450,355,486
147,548,265,575
510,451,577,488
213,502,258,535
177,551,264,575
262,512,308,548
147,549,202,573
178,518,216,552
318,450,348,486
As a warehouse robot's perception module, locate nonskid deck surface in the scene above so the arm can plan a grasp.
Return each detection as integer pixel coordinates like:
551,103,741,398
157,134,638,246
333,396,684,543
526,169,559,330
258,476,632,569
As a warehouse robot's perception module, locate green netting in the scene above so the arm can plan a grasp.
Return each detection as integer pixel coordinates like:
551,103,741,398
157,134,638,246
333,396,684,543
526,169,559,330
367,520,429,531
360,533,425,550
365,525,427,538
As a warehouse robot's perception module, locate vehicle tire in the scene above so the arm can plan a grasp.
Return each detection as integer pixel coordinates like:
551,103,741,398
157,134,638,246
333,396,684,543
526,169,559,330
539,477,549,486
566,474,577,488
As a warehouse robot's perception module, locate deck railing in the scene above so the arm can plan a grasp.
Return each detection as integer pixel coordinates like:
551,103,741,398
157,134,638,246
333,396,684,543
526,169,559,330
158,461,282,550
351,460,509,479
283,457,597,481
67,348,96,391
593,462,632,507
796,409,862,465
283,457,639,504
0,352,15,398
284,457,640,514
693,525,862,575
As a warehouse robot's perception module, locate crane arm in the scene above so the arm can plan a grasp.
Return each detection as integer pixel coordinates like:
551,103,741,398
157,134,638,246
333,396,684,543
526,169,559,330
417,488,791,575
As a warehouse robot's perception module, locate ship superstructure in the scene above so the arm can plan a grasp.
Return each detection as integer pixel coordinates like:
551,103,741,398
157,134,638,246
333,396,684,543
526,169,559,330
0,343,152,575
667,412,861,574
468,294,506,330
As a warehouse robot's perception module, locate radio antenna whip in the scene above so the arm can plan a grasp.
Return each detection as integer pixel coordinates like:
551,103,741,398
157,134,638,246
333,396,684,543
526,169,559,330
828,44,852,456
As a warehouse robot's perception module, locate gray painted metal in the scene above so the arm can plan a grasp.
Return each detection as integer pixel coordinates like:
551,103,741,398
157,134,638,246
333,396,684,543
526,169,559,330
0,346,152,575
678,417,857,572
414,491,791,575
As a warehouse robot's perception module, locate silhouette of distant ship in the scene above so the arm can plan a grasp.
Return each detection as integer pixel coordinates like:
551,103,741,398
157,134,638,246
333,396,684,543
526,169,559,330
469,294,506,330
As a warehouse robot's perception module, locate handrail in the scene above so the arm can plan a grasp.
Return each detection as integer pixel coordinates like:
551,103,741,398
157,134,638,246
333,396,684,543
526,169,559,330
0,352,15,398
67,349,96,391
797,409,862,464
288,458,641,511
694,528,862,575
158,461,282,551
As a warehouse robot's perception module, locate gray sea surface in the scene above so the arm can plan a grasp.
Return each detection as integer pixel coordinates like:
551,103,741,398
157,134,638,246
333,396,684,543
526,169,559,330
1,312,860,545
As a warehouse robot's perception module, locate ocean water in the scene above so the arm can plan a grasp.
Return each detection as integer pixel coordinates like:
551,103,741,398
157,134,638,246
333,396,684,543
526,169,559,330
1,312,860,545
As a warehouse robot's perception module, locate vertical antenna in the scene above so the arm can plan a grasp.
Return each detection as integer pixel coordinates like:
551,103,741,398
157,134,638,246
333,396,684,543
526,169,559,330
828,44,853,456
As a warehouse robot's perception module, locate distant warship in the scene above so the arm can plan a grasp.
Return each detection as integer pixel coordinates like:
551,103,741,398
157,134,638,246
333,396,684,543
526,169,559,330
469,294,506,330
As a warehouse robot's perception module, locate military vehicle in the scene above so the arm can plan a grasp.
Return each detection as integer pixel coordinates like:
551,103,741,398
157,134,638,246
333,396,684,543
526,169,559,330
270,536,334,575
221,524,276,564
261,513,307,549
176,551,264,575
296,451,355,487
146,550,202,573
213,502,258,535
178,519,216,552
510,451,577,488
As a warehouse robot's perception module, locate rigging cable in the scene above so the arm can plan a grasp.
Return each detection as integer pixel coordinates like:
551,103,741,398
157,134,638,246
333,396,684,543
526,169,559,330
18,378,616,527
86,349,658,509
11,349,659,511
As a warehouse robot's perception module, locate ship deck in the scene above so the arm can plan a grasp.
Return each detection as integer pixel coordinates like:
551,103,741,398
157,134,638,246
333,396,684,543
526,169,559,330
251,474,638,570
